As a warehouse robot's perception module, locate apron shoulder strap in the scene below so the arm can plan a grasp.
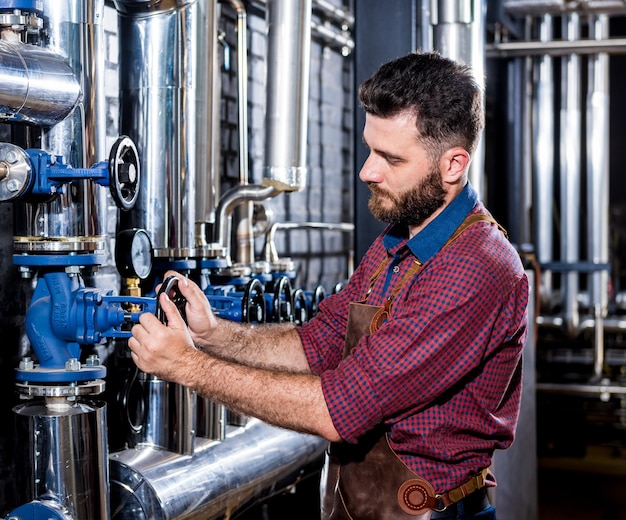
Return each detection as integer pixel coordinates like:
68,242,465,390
444,213,507,247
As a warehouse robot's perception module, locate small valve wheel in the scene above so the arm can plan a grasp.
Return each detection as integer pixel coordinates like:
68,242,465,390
242,278,266,324
272,276,294,323
109,135,140,210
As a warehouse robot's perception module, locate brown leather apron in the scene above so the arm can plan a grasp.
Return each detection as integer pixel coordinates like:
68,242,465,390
320,214,501,520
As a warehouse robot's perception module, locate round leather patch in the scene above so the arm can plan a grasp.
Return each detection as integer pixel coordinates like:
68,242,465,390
397,478,436,515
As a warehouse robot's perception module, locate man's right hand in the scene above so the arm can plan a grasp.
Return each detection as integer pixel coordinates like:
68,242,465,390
160,270,219,349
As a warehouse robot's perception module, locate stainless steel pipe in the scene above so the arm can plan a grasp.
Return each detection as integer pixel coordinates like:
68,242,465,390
13,399,110,520
0,40,80,126
560,13,582,338
263,0,311,192
195,0,221,248
110,419,326,519
533,15,555,307
430,0,486,199
131,373,197,455
587,14,610,380
115,0,200,258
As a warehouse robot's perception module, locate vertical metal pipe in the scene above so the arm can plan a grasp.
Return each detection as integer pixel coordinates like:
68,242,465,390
116,0,199,257
197,397,226,441
263,0,311,192
560,13,581,337
587,14,610,380
507,16,533,247
134,375,197,455
14,399,110,520
533,15,555,305
430,0,486,199
431,1,472,60
195,0,220,247
419,0,432,53
229,0,255,266
506,55,524,243
470,0,486,201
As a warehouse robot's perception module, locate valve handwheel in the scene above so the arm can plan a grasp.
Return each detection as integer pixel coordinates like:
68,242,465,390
109,135,140,210
272,276,294,323
155,275,187,324
242,278,266,324
293,288,308,325
310,285,326,317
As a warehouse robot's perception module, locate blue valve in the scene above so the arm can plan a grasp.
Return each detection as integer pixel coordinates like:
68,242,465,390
0,137,140,209
25,149,110,196
5,500,70,520
18,272,155,384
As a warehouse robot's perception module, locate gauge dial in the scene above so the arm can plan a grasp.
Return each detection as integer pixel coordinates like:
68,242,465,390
116,228,153,280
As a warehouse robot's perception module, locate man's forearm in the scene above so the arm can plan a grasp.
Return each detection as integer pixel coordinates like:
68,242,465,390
178,347,341,442
197,318,312,374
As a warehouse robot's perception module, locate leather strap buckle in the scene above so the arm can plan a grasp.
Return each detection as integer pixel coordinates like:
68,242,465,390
440,468,490,507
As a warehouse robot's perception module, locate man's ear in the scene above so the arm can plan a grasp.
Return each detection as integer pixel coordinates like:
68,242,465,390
440,147,470,184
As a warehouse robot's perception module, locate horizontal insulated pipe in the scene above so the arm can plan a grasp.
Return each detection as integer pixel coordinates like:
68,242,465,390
0,40,81,126
110,419,326,520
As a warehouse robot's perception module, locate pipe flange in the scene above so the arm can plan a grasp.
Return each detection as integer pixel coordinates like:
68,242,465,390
0,11,43,31
0,143,31,201
16,379,106,398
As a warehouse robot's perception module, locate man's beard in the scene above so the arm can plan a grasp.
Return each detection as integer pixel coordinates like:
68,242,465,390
367,167,447,227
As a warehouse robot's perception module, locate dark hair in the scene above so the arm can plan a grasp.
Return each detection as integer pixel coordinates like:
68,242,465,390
358,51,484,158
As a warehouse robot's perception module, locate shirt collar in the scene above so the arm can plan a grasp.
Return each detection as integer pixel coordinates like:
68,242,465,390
382,182,478,263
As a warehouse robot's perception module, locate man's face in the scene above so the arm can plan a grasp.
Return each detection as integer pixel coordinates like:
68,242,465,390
359,113,447,228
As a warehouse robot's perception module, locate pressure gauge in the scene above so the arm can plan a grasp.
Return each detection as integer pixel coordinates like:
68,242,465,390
116,228,153,280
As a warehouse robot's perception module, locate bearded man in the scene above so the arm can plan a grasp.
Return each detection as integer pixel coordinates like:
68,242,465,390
130,51,529,520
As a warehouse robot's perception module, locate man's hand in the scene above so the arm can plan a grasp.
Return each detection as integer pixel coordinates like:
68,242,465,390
159,270,219,348
129,288,200,382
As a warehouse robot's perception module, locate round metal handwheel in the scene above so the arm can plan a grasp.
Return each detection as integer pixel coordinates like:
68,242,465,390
109,135,140,210
310,285,326,318
242,278,266,324
292,288,308,325
272,275,294,323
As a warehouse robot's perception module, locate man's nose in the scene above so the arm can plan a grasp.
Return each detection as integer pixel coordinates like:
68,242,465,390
359,154,381,183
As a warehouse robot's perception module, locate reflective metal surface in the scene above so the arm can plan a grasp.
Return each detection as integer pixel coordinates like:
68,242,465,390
110,419,326,520
116,0,201,256
13,0,107,253
263,0,311,192
0,40,80,126
132,373,197,455
13,399,110,520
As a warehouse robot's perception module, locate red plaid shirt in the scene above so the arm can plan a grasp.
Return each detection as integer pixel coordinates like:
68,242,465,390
299,183,529,493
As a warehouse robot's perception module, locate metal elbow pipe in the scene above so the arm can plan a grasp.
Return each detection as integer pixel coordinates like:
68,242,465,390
214,184,279,261
0,40,81,126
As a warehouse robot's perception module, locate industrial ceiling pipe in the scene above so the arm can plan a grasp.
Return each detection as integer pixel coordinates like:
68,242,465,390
0,40,80,126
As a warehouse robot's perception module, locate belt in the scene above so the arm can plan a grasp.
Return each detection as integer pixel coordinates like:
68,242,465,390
431,488,491,518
